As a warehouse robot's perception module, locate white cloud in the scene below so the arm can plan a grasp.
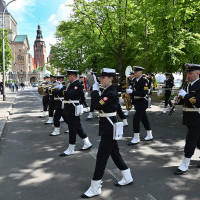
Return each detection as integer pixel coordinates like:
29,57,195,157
45,0,75,55
5,0,36,22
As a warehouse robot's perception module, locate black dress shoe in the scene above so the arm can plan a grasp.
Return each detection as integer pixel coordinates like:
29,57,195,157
115,181,133,187
174,169,186,175
59,152,68,157
127,141,139,146
79,145,92,151
141,138,153,141
80,194,90,198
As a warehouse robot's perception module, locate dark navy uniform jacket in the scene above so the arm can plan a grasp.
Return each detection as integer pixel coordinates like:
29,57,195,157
62,80,84,121
163,78,174,90
131,77,148,110
91,85,118,137
180,79,200,127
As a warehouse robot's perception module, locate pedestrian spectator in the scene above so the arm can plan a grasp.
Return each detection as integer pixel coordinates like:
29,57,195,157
15,83,19,92
0,81,3,94
11,82,15,92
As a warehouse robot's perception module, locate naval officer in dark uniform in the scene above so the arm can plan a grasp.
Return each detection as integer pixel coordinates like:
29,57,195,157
126,66,153,145
45,74,57,124
162,73,174,114
60,70,92,156
40,74,50,118
81,68,133,198
174,64,200,175
49,75,65,136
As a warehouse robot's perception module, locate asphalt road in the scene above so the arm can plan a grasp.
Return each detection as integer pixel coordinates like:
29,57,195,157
0,88,200,200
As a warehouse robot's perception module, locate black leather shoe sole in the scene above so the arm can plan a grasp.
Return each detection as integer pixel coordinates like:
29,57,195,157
174,169,186,175
115,181,133,187
59,153,68,157
141,139,154,141
79,146,92,151
49,134,60,136
127,142,139,146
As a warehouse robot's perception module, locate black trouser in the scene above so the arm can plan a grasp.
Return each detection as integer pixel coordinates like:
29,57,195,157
117,104,126,120
90,106,94,112
54,103,63,127
93,136,128,180
133,109,151,133
165,90,173,107
62,110,87,144
42,95,49,111
82,100,89,108
48,97,55,117
184,126,200,158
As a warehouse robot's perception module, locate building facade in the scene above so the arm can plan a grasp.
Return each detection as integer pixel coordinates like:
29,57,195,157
0,0,41,84
33,25,47,68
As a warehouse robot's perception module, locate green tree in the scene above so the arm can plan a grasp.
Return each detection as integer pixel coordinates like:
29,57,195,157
50,0,200,74
0,29,14,72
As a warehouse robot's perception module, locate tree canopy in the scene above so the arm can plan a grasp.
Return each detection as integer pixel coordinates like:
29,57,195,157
49,0,200,74
0,29,14,72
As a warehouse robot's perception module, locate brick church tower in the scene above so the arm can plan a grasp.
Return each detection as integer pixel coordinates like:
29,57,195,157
33,25,47,68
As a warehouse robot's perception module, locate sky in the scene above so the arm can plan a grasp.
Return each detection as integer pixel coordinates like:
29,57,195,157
5,0,74,56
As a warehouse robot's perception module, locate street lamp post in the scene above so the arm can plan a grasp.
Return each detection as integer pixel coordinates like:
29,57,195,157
2,0,16,101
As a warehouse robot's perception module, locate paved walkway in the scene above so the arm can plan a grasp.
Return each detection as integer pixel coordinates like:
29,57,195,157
0,88,18,137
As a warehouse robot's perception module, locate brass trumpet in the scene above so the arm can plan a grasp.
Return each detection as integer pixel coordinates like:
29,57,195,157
38,81,49,96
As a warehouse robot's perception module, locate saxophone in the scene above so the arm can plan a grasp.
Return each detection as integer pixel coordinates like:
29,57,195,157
121,77,132,110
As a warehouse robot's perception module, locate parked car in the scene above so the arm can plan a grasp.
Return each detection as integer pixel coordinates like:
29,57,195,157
32,82,38,87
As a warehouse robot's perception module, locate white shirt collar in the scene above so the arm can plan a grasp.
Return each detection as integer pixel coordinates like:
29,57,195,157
136,76,142,82
70,79,78,84
190,78,199,86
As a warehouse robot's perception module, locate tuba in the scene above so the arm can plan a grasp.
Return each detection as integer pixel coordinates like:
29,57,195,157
121,66,132,110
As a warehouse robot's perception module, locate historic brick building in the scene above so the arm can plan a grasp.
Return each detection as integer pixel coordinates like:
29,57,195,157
33,25,47,68
0,0,41,84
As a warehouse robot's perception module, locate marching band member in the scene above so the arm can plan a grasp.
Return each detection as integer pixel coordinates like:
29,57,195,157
124,71,135,116
49,75,65,136
60,70,92,156
45,74,57,124
127,66,153,145
174,64,200,175
115,73,128,126
40,74,50,118
81,68,133,198
162,73,174,114
86,72,98,120
79,75,90,112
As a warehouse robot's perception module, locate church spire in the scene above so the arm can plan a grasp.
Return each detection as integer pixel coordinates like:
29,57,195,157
36,25,43,40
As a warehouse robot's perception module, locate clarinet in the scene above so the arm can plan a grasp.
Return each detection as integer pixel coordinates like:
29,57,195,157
169,81,188,116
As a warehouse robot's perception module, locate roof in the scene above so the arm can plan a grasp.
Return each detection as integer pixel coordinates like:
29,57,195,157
0,1,8,13
14,35,27,43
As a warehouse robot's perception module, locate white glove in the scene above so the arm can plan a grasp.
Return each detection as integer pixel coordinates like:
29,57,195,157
54,84,63,90
178,89,187,97
126,88,133,94
173,96,178,101
93,82,99,91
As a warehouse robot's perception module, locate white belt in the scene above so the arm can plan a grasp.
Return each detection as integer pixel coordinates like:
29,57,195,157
134,96,144,99
54,97,64,100
99,112,117,117
183,107,200,112
118,92,121,95
63,100,79,104
164,88,172,91
49,94,53,96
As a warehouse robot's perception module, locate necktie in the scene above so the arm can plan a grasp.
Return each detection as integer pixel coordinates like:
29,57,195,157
188,83,192,93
